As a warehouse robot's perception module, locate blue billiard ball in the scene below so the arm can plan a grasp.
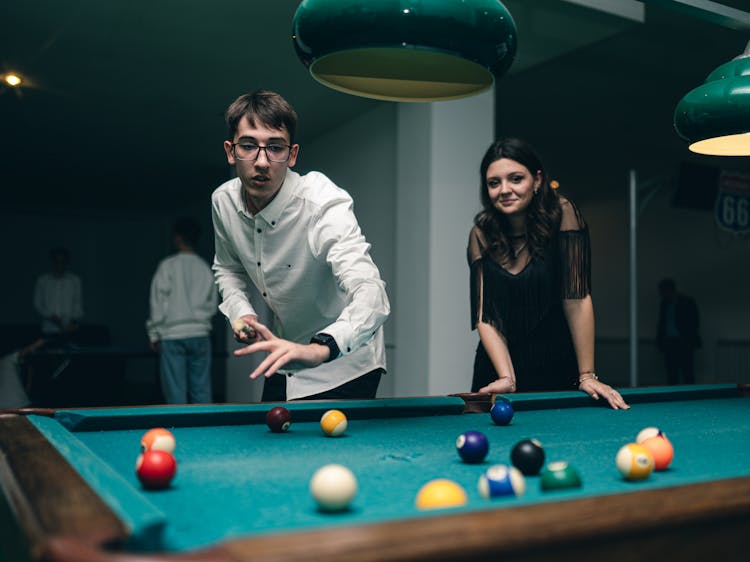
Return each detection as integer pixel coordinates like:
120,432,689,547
456,430,489,463
478,464,526,498
490,400,514,426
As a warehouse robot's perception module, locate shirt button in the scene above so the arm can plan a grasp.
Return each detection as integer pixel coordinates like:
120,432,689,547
257,262,261,266
271,221,276,226
262,292,267,297
256,228,261,233
347,347,351,352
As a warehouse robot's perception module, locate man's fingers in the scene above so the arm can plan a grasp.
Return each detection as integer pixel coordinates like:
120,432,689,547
247,319,274,340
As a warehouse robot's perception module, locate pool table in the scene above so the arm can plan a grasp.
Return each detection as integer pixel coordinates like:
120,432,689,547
1,385,749,562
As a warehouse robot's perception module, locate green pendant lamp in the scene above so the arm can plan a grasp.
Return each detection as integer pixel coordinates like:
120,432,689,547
674,41,750,156
292,0,517,102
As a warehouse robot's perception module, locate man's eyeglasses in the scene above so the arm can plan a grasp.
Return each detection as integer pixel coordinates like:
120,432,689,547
231,142,292,163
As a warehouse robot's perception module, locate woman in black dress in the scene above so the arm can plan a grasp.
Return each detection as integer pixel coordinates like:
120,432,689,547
468,138,628,409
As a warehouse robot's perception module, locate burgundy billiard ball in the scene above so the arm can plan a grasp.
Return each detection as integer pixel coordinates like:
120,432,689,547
266,406,292,433
136,450,177,489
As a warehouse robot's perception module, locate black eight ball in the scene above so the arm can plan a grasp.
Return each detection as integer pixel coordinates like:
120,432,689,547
510,438,545,475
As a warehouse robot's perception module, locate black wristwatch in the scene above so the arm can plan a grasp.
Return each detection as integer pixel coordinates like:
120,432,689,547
310,333,340,363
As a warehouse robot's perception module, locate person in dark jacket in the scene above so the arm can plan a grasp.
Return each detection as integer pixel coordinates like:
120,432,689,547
656,278,701,385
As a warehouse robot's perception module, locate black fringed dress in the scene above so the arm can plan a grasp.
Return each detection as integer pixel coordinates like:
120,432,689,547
468,202,591,392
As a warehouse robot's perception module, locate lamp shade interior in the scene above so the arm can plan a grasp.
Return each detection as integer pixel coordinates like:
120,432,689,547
293,0,516,102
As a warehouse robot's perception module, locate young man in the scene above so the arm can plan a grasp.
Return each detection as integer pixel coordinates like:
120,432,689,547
146,218,218,404
211,90,390,401
33,246,83,341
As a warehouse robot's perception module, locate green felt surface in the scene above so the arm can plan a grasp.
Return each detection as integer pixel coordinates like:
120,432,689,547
34,388,750,553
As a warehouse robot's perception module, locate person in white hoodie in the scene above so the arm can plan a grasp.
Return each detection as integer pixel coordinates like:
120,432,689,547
146,218,218,404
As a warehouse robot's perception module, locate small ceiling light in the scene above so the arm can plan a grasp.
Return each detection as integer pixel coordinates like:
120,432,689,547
292,0,517,102
3,73,22,87
674,41,750,156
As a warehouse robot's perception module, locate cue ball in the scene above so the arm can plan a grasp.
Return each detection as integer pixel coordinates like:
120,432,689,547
320,409,348,437
415,479,468,510
456,430,489,464
636,426,663,444
510,438,546,476
266,406,292,432
478,464,526,499
140,428,176,453
490,400,514,426
616,443,654,481
640,435,674,471
540,461,583,491
310,464,358,512
136,450,177,489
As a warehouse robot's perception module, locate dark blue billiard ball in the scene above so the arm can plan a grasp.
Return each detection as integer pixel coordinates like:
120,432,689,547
490,400,514,426
456,430,489,463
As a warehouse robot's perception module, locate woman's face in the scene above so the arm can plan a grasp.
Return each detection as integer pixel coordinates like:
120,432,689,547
485,157,542,218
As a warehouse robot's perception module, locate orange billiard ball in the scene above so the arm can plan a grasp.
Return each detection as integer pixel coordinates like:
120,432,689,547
141,428,176,453
320,409,347,437
641,435,674,471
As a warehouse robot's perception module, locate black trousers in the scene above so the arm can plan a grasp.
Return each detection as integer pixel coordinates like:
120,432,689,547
261,368,384,402
662,339,696,385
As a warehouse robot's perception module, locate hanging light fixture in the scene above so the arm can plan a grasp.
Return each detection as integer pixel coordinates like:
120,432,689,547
674,40,750,156
292,0,517,102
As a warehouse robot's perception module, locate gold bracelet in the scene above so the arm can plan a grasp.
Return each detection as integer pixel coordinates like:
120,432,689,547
578,373,598,386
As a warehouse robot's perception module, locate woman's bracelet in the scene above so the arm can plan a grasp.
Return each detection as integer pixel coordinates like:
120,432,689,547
577,372,598,386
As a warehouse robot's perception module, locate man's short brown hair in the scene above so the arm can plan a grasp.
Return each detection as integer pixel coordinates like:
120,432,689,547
225,90,298,143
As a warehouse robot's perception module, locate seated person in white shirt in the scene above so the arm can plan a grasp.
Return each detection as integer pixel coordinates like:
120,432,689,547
146,218,218,404
33,246,83,341
211,90,390,402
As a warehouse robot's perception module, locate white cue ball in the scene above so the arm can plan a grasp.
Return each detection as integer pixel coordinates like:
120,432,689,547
636,427,662,444
310,464,358,512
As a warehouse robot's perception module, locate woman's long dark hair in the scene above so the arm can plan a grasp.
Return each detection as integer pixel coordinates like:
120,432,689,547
474,138,561,264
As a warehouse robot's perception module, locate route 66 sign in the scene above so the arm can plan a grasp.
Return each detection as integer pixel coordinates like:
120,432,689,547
716,170,750,234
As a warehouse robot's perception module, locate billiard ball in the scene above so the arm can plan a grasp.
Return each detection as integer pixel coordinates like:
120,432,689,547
266,406,292,433
490,400,514,426
616,443,654,481
456,430,489,464
540,461,582,491
309,464,357,512
478,464,526,499
510,438,546,476
636,426,663,444
640,435,674,471
136,450,177,489
415,479,468,510
320,409,348,437
140,428,176,453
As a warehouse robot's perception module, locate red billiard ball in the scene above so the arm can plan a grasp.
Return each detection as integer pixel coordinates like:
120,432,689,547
136,450,177,489
266,406,292,433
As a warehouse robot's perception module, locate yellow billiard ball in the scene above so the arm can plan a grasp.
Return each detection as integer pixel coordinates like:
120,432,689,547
616,443,654,481
415,479,468,510
320,409,348,437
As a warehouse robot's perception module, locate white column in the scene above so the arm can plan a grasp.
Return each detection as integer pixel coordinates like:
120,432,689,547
394,90,494,396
